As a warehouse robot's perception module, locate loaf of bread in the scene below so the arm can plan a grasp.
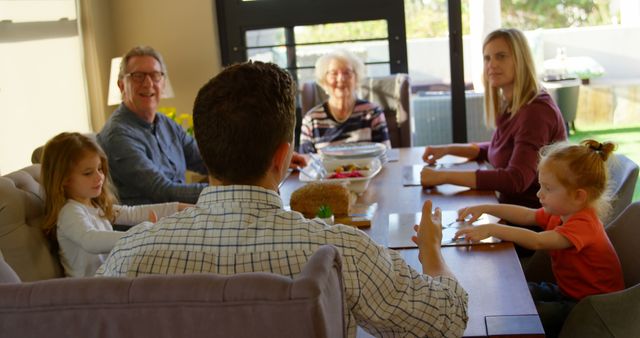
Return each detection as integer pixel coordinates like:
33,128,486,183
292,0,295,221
290,182,354,217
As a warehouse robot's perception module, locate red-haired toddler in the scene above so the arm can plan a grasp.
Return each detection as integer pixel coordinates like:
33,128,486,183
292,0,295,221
454,139,624,337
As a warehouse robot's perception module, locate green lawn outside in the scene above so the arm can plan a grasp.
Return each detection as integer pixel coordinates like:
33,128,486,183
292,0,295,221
569,126,640,202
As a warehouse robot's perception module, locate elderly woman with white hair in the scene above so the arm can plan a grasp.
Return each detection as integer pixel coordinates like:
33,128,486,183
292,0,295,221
298,50,391,154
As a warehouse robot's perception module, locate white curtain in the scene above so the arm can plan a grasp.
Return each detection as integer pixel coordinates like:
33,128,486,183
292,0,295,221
76,0,111,131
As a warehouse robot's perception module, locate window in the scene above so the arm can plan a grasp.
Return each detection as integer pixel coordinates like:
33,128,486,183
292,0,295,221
0,0,90,174
216,0,413,146
245,20,391,83
214,0,473,142
501,0,617,29
459,0,639,132
215,0,408,81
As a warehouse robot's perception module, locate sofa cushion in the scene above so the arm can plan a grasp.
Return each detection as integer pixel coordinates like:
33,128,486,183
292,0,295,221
0,256,20,283
0,165,63,281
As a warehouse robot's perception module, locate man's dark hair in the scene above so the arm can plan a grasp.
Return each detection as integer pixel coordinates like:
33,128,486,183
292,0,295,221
193,61,296,184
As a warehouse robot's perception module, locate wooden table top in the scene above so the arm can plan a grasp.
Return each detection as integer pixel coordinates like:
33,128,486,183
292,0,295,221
280,147,543,337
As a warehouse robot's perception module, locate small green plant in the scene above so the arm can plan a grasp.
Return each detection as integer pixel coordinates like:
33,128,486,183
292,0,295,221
316,205,333,218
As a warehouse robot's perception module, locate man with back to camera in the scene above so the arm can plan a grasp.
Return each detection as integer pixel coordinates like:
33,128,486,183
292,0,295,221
97,61,468,337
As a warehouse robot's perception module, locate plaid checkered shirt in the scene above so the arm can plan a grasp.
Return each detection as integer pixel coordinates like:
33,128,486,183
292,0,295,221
97,185,468,337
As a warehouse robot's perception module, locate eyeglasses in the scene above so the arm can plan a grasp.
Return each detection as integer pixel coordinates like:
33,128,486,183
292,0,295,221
326,69,355,80
126,71,165,83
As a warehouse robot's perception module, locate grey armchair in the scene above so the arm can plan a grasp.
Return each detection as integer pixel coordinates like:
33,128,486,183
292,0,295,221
300,73,411,148
604,153,639,225
0,245,346,338
559,201,640,337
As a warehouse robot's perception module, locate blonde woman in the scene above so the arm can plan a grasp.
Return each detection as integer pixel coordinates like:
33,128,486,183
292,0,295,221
421,28,567,208
299,49,391,153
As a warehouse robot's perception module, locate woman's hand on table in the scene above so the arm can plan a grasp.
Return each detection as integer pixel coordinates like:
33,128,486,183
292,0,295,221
420,166,445,187
422,145,449,164
421,166,477,189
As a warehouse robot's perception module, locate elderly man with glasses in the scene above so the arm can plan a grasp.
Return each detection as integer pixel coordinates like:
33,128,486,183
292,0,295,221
98,46,308,205
97,46,208,204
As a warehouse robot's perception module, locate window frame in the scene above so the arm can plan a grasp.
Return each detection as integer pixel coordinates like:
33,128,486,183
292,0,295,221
214,0,468,143
215,0,408,78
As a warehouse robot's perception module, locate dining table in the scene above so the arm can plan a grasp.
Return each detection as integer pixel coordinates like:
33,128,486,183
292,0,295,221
279,147,545,337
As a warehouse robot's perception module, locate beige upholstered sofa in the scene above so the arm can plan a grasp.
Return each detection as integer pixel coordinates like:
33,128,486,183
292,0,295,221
1,165,346,337
0,164,63,281
0,245,346,338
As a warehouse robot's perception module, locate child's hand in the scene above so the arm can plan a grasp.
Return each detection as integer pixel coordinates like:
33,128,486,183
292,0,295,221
148,210,158,223
456,205,486,223
411,200,443,250
178,203,194,211
454,224,491,242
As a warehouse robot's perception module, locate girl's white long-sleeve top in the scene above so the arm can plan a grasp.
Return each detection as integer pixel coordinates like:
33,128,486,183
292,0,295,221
56,199,179,277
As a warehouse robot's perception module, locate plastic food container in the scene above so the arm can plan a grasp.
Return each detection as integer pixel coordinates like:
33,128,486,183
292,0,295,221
299,157,382,194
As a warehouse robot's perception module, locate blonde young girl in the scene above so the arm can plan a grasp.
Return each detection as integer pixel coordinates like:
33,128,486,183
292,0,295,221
41,132,189,277
454,139,624,337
